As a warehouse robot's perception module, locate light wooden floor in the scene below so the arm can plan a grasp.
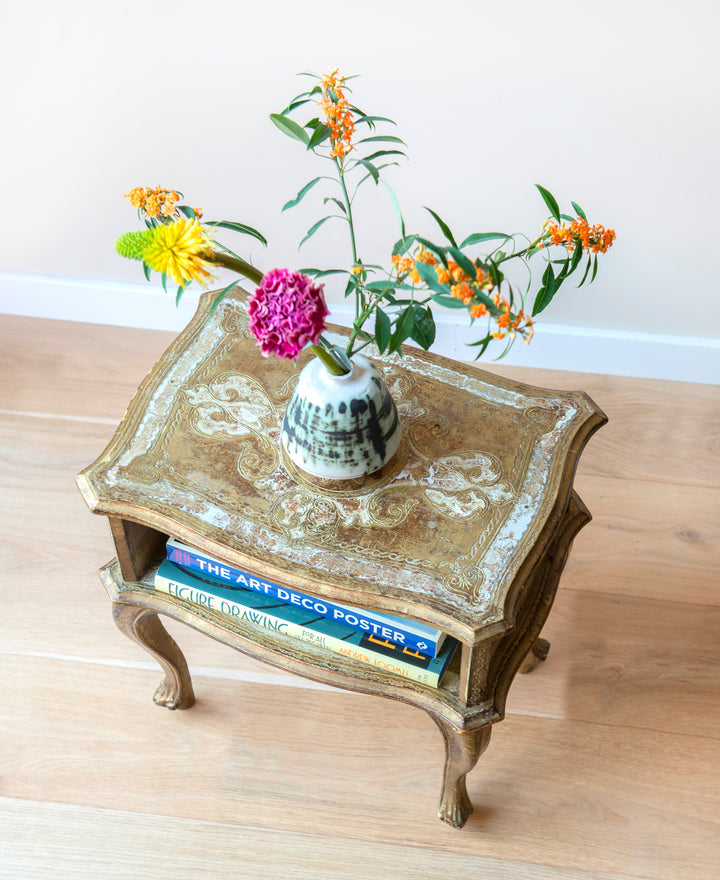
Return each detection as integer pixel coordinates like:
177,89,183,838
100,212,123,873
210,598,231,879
1,314,718,880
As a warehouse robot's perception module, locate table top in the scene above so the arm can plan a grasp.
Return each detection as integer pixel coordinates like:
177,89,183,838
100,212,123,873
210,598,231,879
77,289,606,643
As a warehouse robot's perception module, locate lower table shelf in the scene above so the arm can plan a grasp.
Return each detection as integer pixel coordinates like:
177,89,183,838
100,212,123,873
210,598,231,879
98,484,589,828
100,559,501,725
100,557,534,828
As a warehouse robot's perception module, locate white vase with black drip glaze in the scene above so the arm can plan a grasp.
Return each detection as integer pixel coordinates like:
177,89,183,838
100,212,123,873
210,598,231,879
281,354,402,479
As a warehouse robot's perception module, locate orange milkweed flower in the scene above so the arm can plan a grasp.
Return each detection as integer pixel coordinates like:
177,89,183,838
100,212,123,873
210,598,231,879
319,69,355,161
125,186,180,220
391,254,414,278
544,217,616,255
450,281,474,306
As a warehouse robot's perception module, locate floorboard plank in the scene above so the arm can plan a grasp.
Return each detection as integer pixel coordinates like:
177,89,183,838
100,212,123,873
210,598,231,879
1,656,718,880
505,589,720,739
0,797,639,880
487,364,720,488
0,315,175,421
567,474,720,606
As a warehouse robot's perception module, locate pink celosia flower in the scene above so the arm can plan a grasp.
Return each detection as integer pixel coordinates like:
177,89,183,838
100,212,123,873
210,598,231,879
248,269,329,359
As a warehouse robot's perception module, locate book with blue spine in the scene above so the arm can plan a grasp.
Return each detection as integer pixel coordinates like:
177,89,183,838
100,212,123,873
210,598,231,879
166,536,447,658
154,559,458,688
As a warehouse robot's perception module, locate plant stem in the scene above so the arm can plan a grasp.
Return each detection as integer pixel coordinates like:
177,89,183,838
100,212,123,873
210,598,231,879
311,338,352,375
333,156,367,325
346,288,387,356
496,235,546,265
334,158,359,267
208,251,264,286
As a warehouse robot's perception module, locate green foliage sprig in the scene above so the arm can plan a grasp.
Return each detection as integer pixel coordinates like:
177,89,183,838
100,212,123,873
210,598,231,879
270,69,616,360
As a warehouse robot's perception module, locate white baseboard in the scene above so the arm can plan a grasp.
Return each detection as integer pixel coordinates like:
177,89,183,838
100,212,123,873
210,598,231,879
1,271,718,385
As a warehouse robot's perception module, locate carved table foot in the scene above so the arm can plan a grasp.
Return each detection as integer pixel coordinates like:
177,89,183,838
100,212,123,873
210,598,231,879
112,603,195,710
431,717,492,828
519,636,551,674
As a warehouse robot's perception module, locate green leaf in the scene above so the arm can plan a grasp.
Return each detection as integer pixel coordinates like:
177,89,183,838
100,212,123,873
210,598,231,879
358,135,407,145
475,289,501,315
569,241,584,274
447,246,478,282
360,149,406,162
375,308,392,353
429,293,467,309
414,259,449,294
532,262,557,315
270,113,310,145
469,333,494,359
307,123,331,150
356,162,399,187
392,234,416,256
459,231,513,249
388,305,415,353
280,97,311,115
571,200,587,220
161,272,168,293
424,207,457,247
282,177,323,212
410,305,436,350
209,279,241,313
355,158,379,183
177,205,197,220
535,184,561,223
382,181,406,239
554,256,570,283
354,115,397,127
203,220,268,246
591,254,599,283
577,254,593,287
142,261,151,282
414,237,447,264
385,296,417,306
300,268,349,279
299,215,332,249
323,196,347,215
486,258,505,288
175,284,187,306
365,280,397,291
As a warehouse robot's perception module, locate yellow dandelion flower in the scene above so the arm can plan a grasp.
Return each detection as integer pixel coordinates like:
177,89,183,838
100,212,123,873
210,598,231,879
142,219,215,287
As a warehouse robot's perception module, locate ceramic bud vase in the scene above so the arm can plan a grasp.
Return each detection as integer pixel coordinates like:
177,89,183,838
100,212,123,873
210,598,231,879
281,354,402,479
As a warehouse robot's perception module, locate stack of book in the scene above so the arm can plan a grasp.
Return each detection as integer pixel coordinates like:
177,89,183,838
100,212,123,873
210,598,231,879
154,537,458,689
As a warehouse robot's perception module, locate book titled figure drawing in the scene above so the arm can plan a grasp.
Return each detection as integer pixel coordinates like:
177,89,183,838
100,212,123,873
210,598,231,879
166,537,446,658
154,558,457,689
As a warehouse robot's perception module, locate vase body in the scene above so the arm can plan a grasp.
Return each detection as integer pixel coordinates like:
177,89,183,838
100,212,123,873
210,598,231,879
281,355,401,479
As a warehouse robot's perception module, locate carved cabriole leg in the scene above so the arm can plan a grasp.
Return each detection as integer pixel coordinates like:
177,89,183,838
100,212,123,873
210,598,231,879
112,603,195,710
431,717,492,828
519,636,551,674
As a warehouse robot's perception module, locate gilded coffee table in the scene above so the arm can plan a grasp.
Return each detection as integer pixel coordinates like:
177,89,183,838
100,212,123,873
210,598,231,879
76,289,606,828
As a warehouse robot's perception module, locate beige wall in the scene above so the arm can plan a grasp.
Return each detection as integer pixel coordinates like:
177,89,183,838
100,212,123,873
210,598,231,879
2,0,718,340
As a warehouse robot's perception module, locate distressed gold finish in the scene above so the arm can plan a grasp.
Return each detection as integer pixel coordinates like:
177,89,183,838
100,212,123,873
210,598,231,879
77,287,606,828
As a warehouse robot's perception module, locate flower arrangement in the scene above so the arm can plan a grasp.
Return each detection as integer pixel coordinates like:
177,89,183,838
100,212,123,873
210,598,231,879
116,69,615,376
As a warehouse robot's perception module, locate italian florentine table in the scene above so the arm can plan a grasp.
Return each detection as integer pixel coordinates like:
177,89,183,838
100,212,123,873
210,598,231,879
76,289,606,828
